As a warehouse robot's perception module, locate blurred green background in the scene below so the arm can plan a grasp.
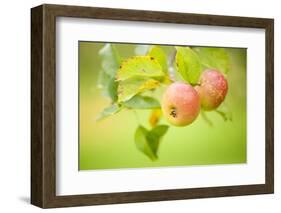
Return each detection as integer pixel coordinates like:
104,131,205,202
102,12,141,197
79,41,247,170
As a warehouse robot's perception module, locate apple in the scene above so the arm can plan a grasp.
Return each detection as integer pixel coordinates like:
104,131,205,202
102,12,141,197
195,69,228,111
162,82,200,126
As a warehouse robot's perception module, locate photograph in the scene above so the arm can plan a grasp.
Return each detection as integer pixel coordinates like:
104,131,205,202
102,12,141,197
30,3,274,208
79,42,247,170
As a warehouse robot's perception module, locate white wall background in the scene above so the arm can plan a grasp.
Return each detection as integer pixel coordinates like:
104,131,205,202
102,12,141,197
0,0,279,212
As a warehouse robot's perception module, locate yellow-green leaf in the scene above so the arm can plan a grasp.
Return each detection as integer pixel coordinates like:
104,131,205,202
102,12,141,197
175,47,202,84
148,46,168,73
116,56,164,81
117,77,160,102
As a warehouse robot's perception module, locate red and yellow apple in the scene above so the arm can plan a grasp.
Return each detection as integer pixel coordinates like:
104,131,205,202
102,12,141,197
195,69,228,111
162,82,200,126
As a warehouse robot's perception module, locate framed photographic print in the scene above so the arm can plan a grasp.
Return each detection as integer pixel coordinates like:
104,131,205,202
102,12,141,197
31,4,274,208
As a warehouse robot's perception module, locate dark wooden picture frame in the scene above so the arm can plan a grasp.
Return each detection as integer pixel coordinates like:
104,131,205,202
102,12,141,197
31,4,274,208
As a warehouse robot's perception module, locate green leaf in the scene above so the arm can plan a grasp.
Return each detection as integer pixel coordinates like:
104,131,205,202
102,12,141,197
148,46,168,73
124,95,160,109
146,125,169,154
194,47,230,74
99,44,121,78
116,56,164,81
107,78,118,102
150,125,169,138
134,125,169,161
96,104,121,121
117,77,160,102
97,71,118,102
175,47,202,84
135,126,157,161
97,69,111,89
98,44,121,102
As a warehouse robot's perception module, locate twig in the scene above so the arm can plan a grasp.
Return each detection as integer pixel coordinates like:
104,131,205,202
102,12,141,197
201,111,213,127
168,49,177,82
